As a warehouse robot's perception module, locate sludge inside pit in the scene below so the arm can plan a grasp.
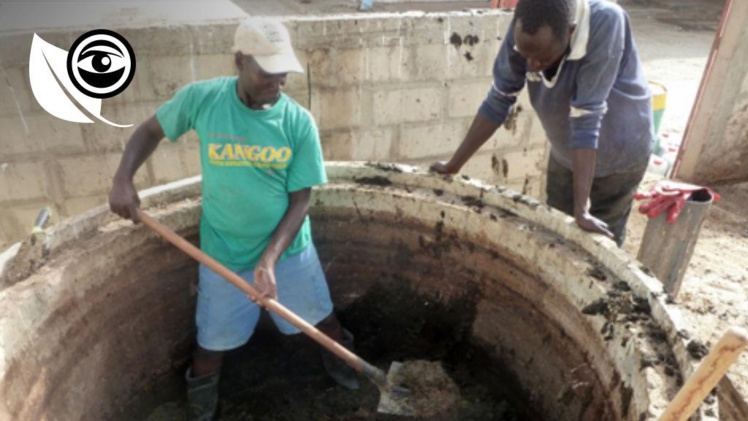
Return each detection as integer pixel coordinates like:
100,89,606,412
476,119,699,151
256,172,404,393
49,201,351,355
0,163,707,421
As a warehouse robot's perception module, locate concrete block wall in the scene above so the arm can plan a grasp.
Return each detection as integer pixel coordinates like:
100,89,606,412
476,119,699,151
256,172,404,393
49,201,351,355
0,11,549,248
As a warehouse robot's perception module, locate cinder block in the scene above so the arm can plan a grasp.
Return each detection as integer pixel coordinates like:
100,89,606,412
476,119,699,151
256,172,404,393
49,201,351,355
320,130,353,161
0,212,22,248
80,102,158,152
286,51,311,92
0,202,56,245
334,49,366,87
285,90,311,113
302,48,334,89
411,44,447,81
448,81,490,119
193,54,234,82
191,23,235,56
500,146,548,181
506,176,542,197
351,128,395,161
292,21,329,50
460,151,503,185
110,56,195,105
0,113,85,159
313,88,363,130
58,153,149,197
115,26,195,57
294,17,403,50
366,45,410,83
0,32,75,69
180,133,202,177
398,121,468,159
445,40,495,80
62,195,107,217
401,15,446,47
373,87,443,125
0,67,36,117
147,140,189,184
0,161,50,202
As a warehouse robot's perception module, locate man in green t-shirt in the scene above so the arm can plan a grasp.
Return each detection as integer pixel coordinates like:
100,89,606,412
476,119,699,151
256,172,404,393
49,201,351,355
109,18,358,421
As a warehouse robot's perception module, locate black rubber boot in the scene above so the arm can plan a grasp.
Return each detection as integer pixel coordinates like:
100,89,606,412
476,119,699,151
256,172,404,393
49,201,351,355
321,329,360,390
186,368,220,421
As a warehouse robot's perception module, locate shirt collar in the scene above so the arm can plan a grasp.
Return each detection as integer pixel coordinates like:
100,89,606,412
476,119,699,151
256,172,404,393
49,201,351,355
568,0,590,61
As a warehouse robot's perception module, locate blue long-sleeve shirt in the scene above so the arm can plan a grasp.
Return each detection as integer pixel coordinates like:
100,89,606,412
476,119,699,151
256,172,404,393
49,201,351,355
480,0,654,177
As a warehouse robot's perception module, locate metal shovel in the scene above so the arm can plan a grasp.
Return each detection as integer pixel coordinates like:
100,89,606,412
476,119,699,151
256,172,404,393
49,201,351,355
136,209,415,416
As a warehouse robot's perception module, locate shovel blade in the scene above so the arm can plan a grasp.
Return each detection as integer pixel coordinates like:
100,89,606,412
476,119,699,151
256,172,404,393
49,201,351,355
377,361,416,416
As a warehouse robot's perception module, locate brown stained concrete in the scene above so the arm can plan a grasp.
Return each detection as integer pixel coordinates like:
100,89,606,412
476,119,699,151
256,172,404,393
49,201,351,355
0,162,716,420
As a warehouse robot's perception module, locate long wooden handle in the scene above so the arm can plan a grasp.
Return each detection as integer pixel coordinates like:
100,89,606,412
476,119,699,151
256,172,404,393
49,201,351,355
658,327,748,421
137,209,366,372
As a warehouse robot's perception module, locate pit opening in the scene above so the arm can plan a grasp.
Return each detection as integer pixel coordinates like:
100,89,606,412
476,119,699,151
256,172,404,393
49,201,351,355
0,163,703,420
127,279,533,421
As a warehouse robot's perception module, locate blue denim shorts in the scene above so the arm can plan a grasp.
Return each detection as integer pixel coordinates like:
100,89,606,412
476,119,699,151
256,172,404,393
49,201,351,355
195,243,334,351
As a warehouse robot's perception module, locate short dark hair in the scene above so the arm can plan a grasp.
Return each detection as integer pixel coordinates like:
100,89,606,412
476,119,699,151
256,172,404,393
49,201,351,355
515,0,575,42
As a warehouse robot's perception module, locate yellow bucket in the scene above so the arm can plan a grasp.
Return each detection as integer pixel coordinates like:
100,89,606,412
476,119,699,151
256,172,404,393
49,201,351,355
649,81,667,136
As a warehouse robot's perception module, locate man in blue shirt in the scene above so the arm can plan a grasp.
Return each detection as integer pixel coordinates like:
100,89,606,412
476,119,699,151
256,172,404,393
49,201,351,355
431,0,653,246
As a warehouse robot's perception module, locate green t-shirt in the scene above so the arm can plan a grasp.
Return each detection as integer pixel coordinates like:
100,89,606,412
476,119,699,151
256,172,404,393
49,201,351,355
156,76,327,271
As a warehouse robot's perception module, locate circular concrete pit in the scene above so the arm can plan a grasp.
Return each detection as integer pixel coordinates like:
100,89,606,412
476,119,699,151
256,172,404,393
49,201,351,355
0,162,715,420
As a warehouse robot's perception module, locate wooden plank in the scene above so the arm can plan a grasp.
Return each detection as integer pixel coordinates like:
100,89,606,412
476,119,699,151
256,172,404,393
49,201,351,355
673,0,748,181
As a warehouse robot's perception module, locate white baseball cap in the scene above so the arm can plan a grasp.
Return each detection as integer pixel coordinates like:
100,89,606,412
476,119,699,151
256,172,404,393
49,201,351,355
232,18,304,74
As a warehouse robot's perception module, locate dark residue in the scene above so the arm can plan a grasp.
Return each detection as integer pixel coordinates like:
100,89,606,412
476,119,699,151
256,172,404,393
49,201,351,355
449,32,462,48
461,195,484,210
491,154,501,176
586,266,608,281
639,264,654,277
686,339,709,360
463,34,480,46
582,299,609,316
677,329,691,340
355,176,392,186
364,162,404,173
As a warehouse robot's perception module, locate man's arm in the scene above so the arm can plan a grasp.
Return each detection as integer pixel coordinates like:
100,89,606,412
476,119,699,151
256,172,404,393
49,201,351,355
431,114,500,174
109,115,165,221
432,21,526,175
568,7,627,238
571,148,614,238
253,188,312,299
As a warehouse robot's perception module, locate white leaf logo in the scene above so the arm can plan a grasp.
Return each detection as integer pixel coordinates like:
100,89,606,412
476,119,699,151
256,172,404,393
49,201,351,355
28,31,136,127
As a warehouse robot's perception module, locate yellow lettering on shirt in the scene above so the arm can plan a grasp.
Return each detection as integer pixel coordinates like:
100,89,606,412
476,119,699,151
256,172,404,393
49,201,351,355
208,142,293,169
208,143,222,160
233,143,246,160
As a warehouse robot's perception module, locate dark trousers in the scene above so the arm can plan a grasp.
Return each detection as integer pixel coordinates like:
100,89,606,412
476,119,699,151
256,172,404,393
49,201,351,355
545,155,648,247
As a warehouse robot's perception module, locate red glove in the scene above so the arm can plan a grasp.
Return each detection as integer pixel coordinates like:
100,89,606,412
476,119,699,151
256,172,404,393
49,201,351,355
634,181,721,224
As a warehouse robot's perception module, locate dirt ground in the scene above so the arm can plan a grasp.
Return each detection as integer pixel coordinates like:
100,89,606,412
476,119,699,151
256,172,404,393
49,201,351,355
619,0,748,402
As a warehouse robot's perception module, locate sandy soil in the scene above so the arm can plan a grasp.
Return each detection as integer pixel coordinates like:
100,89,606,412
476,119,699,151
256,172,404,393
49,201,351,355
619,0,748,402
625,177,748,399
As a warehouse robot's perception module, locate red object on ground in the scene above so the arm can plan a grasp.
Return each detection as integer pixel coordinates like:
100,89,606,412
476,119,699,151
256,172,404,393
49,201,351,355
635,181,721,224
